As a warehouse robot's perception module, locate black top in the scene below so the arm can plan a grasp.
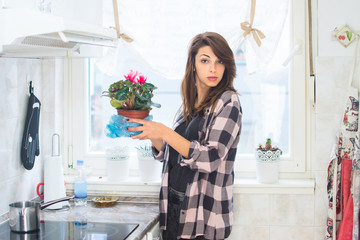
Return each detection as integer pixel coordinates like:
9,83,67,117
168,116,203,193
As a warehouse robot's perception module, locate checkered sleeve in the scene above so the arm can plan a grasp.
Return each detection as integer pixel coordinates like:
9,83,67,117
152,143,166,162
180,91,242,173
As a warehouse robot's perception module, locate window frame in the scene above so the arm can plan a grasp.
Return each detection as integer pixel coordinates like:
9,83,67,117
234,0,309,179
64,0,310,179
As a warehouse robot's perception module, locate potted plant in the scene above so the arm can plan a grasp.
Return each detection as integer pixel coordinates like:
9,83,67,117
255,138,282,183
102,70,161,119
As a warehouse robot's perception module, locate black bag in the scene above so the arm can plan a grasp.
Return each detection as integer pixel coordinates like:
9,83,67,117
21,82,41,170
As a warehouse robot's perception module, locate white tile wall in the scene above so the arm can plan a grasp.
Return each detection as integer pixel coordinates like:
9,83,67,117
270,195,314,226
0,58,63,216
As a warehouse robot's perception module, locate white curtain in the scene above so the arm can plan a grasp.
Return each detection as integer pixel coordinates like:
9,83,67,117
98,0,289,79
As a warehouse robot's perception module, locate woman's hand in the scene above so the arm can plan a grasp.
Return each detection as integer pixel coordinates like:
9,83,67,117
127,118,191,158
127,118,167,141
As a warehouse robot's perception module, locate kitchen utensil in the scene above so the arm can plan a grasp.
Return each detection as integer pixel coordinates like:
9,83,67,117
21,81,41,170
8,196,73,233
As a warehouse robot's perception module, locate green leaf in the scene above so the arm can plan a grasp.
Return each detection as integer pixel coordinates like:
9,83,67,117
134,97,149,109
115,88,129,101
346,30,352,41
141,91,152,100
142,83,157,91
110,99,124,108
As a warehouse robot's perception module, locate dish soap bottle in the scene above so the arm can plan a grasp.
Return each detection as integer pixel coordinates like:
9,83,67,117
74,159,87,206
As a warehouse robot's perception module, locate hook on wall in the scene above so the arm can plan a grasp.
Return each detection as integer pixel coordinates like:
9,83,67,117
29,81,34,95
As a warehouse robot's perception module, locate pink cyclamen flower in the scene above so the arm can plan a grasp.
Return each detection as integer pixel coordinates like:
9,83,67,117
124,70,138,83
137,73,147,84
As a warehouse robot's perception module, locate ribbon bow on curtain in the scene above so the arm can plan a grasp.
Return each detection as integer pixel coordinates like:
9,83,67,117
241,0,265,47
112,0,133,42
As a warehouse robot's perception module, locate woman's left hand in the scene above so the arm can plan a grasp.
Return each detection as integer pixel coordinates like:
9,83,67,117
127,118,167,141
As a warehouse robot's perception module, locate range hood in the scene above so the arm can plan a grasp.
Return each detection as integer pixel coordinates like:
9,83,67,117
0,8,118,57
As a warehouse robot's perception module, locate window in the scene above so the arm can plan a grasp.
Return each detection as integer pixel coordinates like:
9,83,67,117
67,0,308,178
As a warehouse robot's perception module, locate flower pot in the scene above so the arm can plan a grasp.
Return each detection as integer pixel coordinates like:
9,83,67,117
106,146,130,181
106,158,130,181
255,149,281,183
137,151,162,182
116,109,149,119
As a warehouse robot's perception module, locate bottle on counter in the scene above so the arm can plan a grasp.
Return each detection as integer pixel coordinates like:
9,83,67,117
74,159,87,206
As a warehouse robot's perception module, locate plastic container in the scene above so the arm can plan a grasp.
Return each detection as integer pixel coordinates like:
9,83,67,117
74,160,87,206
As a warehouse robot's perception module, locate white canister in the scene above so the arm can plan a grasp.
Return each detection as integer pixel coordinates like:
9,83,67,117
255,149,281,184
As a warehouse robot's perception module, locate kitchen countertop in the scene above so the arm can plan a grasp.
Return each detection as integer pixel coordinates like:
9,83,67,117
2,196,160,240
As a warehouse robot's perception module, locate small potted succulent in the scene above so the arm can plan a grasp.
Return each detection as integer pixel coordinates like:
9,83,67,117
102,70,161,119
255,138,282,183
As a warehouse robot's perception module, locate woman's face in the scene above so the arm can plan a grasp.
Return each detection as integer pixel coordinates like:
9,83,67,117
194,46,225,94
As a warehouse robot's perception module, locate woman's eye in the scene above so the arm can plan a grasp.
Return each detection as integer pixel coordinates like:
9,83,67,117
201,59,208,63
217,60,224,64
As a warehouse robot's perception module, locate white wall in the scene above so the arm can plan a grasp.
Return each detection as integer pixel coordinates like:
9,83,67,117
317,0,360,57
0,58,64,218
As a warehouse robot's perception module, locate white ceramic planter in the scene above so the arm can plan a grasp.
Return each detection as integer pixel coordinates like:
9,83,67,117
106,146,130,181
106,157,130,181
255,149,281,184
137,152,162,182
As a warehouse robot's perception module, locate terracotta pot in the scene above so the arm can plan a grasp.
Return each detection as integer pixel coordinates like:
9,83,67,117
116,109,150,119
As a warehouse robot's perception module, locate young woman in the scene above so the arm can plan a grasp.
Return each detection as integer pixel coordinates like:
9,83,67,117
128,32,242,240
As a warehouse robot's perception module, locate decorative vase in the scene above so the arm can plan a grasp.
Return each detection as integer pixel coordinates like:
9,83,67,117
255,149,281,183
116,109,149,119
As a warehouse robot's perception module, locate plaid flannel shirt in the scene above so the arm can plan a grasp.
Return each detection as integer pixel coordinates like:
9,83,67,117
153,90,242,239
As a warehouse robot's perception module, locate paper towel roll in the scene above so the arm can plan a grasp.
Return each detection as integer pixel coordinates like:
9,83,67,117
44,156,68,209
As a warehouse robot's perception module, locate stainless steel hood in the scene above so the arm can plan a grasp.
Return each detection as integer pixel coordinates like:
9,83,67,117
0,8,118,57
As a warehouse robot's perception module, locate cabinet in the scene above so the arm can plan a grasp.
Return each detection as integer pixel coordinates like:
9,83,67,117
141,221,160,240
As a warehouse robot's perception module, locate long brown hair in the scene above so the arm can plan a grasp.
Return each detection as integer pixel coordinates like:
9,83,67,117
181,32,237,123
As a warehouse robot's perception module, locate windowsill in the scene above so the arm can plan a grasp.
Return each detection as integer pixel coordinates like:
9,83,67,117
64,175,315,195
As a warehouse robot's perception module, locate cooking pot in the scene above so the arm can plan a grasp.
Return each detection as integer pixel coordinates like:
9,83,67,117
8,196,73,233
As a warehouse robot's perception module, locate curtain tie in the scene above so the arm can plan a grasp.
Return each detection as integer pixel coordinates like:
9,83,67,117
113,0,134,42
119,33,134,43
241,0,265,47
241,21,265,46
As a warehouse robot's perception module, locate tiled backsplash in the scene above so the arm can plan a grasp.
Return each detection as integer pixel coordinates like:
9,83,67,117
0,58,63,216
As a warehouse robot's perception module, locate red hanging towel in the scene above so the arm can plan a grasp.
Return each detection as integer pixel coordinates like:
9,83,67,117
337,157,353,240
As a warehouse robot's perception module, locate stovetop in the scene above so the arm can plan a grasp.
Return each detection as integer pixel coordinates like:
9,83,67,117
0,220,139,240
